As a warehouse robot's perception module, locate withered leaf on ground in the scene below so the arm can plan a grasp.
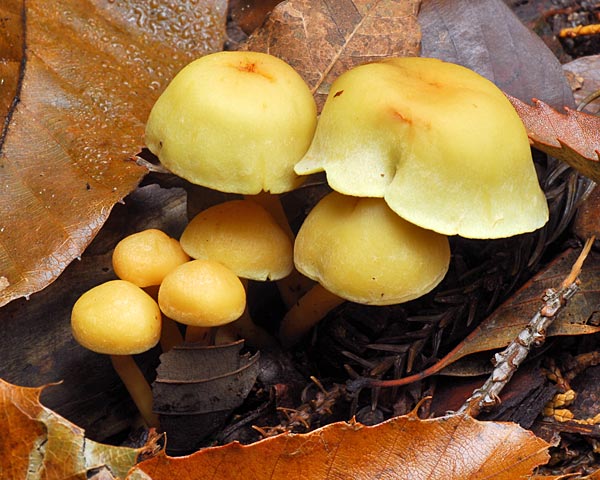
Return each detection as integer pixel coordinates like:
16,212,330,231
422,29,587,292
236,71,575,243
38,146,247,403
153,340,260,455
0,0,227,307
563,56,600,241
242,0,421,109
127,409,552,480
563,54,600,114
508,94,600,183
0,379,146,479
419,0,574,109
366,248,600,388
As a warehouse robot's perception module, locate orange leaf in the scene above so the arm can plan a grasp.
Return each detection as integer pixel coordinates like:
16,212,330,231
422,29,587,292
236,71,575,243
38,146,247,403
508,94,600,182
0,0,227,307
0,378,144,479
128,409,552,480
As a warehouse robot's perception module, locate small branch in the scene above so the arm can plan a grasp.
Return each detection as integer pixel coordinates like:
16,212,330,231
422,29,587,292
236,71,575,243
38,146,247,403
458,237,594,417
559,24,600,38
133,155,172,174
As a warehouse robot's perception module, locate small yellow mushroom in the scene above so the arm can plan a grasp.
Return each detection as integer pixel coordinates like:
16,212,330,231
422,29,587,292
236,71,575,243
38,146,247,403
279,192,450,346
112,229,190,288
71,280,162,427
158,259,246,344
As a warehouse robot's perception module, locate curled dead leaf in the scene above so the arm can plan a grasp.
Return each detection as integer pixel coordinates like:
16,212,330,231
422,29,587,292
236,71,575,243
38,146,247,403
508,94,600,183
128,408,551,480
0,378,145,479
153,340,260,455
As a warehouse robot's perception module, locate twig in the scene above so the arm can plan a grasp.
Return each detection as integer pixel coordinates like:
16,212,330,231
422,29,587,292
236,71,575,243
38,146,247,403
560,24,600,38
133,155,172,174
457,237,594,417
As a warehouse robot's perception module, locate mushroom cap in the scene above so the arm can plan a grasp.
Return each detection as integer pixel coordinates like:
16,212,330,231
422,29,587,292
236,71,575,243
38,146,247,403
145,51,317,194
112,229,190,287
295,57,549,239
71,280,161,355
158,259,246,327
179,200,293,281
294,192,450,305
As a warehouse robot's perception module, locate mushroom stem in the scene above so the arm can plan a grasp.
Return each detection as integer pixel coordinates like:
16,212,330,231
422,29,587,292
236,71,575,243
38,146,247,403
110,354,159,428
246,192,294,240
218,307,278,348
160,316,183,352
184,326,214,345
214,277,277,348
144,285,183,352
245,192,315,309
279,283,345,347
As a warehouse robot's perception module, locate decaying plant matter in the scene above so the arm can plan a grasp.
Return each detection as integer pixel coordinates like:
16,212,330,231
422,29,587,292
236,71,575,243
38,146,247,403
456,237,594,417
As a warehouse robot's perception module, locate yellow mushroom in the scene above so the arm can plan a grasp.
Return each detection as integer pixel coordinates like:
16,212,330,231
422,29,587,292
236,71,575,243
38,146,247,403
71,280,161,427
145,51,317,195
180,199,291,347
279,192,451,347
158,259,246,344
112,229,190,351
295,57,549,239
112,229,190,288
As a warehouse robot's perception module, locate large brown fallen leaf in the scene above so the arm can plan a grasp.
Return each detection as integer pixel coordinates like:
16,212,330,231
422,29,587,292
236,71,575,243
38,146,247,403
242,0,421,109
127,408,552,480
419,0,574,109
0,0,227,307
361,248,600,388
0,378,147,479
508,94,600,183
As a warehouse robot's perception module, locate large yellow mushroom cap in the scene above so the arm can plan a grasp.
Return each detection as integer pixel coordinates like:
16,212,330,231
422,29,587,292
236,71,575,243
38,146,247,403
180,200,293,281
145,51,317,194
295,57,549,239
158,259,246,328
71,280,162,355
294,192,451,305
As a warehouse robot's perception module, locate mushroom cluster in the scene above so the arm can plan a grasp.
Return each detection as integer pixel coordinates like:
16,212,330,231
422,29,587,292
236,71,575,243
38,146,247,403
280,56,549,345
145,50,318,308
70,227,248,426
143,52,548,346
72,53,551,426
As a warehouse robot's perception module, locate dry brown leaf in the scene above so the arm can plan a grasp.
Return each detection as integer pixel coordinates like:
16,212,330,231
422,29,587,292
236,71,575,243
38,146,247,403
563,54,600,114
0,378,144,479
0,0,227,307
153,341,260,455
128,410,551,480
508,94,600,183
419,0,574,109
242,0,421,109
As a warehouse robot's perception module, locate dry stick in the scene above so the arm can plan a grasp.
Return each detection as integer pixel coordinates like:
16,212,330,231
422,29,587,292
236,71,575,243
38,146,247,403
458,237,594,417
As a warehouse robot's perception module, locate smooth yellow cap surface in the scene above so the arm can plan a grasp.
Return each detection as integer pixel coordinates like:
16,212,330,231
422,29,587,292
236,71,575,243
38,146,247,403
71,280,161,355
112,229,190,287
158,259,246,327
295,57,549,239
145,51,317,194
294,192,450,305
180,200,293,281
